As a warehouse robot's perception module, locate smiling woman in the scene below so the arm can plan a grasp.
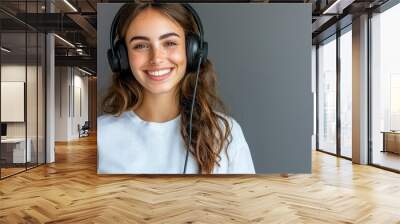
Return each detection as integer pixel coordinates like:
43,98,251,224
124,7,187,97
98,3,255,174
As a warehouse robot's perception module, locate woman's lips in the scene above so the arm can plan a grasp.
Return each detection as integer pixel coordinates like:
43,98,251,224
145,68,173,81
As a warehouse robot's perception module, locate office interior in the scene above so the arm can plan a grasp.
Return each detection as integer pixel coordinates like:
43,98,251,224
0,0,399,222
0,0,97,179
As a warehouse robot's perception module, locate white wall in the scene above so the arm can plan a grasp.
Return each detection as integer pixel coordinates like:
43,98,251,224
73,72,89,138
54,67,89,141
1,65,39,138
1,82,25,122
55,66,69,141
1,63,46,164
1,65,26,132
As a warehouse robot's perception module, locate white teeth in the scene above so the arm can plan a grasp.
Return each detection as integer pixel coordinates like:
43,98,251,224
147,68,171,76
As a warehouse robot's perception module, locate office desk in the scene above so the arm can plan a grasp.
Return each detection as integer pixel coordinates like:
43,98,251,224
381,131,400,154
1,138,32,163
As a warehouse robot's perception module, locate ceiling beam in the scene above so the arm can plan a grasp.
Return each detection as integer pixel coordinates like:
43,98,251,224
66,13,97,46
55,55,96,72
322,0,356,14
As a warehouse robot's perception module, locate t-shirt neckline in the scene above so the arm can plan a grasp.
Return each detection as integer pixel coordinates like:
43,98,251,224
127,110,181,127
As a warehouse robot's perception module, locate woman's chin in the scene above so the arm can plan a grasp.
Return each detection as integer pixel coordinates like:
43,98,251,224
142,78,182,96
144,85,177,96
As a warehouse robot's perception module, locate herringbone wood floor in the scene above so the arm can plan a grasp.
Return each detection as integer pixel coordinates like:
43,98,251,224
1,135,400,223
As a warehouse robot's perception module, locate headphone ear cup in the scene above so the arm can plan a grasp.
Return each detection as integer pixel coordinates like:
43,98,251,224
186,33,201,73
115,40,130,74
201,41,208,64
107,48,120,73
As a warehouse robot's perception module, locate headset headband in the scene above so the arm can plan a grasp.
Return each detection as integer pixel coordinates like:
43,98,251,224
109,3,205,56
181,3,204,47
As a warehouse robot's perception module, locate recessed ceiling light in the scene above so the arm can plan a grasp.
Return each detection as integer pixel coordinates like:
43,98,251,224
77,67,93,76
63,0,78,12
1,47,11,53
322,0,353,15
54,34,75,48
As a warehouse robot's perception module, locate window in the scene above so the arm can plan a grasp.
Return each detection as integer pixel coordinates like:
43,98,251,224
371,2,400,171
340,27,352,158
318,35,337,154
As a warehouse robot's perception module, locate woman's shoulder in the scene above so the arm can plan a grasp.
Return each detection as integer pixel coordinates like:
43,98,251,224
215,111,241,127
214,111,246,145
214,112,255,174
97,112,135,143
98,111,132,128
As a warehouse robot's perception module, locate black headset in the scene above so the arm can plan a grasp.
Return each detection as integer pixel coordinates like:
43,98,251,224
107,3,208,75
107,3,208,174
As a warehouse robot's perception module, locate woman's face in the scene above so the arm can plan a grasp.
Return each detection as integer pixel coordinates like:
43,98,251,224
124,8,187,96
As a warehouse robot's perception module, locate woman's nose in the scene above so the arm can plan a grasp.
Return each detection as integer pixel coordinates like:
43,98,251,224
149,46,166,65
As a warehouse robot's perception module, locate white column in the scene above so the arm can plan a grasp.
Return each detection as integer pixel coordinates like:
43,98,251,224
46,1,55,163
352,14,369,164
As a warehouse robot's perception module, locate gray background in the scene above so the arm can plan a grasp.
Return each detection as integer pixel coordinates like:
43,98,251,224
97,3,312,173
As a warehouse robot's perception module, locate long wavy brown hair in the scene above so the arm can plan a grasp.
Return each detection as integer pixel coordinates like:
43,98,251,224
102,3,232,174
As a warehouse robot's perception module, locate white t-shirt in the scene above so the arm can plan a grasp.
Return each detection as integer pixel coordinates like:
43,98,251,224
97,111,255,174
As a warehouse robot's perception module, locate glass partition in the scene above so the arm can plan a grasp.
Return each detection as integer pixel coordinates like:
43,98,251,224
371,3,400,171
1,31,28,177
0,1,46,179
317,35,337,155
339,27,352,158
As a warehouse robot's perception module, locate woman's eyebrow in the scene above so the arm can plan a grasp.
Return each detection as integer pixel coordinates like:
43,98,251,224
159,32,180,40
128,32,180,43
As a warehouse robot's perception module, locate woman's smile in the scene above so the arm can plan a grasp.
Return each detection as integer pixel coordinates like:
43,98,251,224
144,67,175,81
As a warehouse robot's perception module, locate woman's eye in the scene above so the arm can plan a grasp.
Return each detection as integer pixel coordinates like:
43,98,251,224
133,43,148,50
165,41,177,47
